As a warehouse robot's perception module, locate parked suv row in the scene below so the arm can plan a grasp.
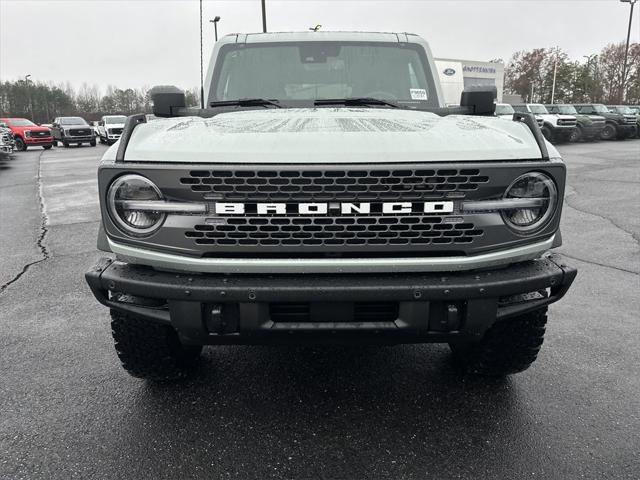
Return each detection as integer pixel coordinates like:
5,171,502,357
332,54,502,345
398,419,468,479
496,103,638,143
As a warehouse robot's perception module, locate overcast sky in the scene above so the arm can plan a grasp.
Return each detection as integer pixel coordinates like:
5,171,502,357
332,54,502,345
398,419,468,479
1,0,638,92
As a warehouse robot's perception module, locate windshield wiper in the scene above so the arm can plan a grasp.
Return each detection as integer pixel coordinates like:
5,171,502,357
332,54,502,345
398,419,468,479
314,97,400,108
209,98,282,108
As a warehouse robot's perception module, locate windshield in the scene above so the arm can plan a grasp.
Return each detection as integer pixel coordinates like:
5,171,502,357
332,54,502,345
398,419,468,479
7,118,36,127
60,117,88,125
495,104,514,115
556,105,577,115
529,105,548,114
211,41,438,107
105,116,126,124
613,106,633,114
593,105,610,114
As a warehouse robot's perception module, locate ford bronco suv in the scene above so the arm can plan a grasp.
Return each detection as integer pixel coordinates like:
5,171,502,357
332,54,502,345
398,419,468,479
495,103,543,128
85,32,576,381
512,104,577,144
573,104,636,140
606,105,639,138
545,104,605,142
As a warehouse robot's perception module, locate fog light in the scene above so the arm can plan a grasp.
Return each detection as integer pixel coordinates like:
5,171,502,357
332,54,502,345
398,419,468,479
502,172,557,234
107,174,165,236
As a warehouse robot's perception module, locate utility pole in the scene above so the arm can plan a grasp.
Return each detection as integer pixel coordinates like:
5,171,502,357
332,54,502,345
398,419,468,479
199,0,204,108
210,16,221,42
550,47,559,104
261,0,267,33
530,83,534,103
620,0,637,103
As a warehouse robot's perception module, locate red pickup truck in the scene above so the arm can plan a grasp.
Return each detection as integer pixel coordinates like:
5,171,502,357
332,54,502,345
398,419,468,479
0,117,54,151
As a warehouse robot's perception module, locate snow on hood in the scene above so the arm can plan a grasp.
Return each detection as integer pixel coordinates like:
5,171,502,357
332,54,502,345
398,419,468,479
124,108,545,163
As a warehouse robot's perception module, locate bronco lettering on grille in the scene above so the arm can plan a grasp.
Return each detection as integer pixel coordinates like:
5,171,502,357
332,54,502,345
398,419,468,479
214,202,454,215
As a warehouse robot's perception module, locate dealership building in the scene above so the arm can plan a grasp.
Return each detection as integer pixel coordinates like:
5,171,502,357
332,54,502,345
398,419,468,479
434,58,505,105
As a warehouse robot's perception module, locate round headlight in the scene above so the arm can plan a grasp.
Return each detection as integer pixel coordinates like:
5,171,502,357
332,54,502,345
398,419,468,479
502,172,557,234
107,174,165,236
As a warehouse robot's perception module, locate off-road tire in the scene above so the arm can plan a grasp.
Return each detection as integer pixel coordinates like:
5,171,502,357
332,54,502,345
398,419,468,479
450,308,548,376
90,139,97,147
569,126,582,142
601,124,616,140
62,140,69,148
110,308,202,381
15,137,26,151
43,145,52,150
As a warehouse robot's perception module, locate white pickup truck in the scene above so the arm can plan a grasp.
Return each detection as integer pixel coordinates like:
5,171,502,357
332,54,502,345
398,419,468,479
85,31,576,382
96,115,127,145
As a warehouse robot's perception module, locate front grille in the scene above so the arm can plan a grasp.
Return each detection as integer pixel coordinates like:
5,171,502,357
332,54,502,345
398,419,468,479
185,215,483,248
557,119,577,126
69,128,91,136
624,116,636,124
100,161,566,258
181,168,489,202
108,127,123,135
31,131,50,138
269,302,399,323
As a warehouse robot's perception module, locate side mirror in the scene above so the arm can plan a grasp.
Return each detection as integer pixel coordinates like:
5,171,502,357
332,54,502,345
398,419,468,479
150,85,186,117
460,85,497,115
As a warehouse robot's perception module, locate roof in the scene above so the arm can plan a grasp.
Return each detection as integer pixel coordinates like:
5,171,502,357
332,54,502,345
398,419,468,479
219,31,420,44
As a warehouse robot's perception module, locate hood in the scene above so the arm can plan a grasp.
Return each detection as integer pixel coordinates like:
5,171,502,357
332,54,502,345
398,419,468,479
10,125,51,133
555,114,576,120
62,123,91,128
105,123,125,130
124,108,545,164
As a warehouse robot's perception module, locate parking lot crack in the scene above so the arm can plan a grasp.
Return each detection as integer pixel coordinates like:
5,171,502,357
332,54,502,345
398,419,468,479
0,151,50,295
564,191,640,248
559,252,639,276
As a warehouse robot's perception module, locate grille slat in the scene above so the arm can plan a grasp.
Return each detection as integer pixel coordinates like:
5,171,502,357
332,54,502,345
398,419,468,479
187,215,483,248
181,168,488,202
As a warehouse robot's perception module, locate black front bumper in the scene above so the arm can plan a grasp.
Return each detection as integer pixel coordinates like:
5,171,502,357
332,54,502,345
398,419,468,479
85,255,576,345
63,136,94,142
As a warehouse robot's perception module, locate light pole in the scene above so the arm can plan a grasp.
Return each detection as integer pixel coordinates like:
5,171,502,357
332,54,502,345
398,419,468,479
550,46,559,104
620,0,637,103
210,16,221,42
199,0,204,108
583,54,597,101
261,0,267,33
24,74,33,120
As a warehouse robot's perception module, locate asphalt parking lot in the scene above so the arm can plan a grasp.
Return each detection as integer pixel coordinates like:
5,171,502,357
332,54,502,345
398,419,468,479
0,139,639,479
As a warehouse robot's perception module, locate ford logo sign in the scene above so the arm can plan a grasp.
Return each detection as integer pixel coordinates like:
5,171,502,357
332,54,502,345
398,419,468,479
443,68,456,76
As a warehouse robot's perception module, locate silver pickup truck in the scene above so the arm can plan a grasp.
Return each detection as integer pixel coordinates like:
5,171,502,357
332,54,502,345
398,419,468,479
86,31,576,381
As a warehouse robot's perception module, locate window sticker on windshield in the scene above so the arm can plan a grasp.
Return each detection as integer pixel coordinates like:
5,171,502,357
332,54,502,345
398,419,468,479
410,88,427,100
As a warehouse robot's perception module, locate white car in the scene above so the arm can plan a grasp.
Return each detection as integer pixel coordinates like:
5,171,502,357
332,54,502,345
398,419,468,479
495,103,543,128
96,115,127,145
